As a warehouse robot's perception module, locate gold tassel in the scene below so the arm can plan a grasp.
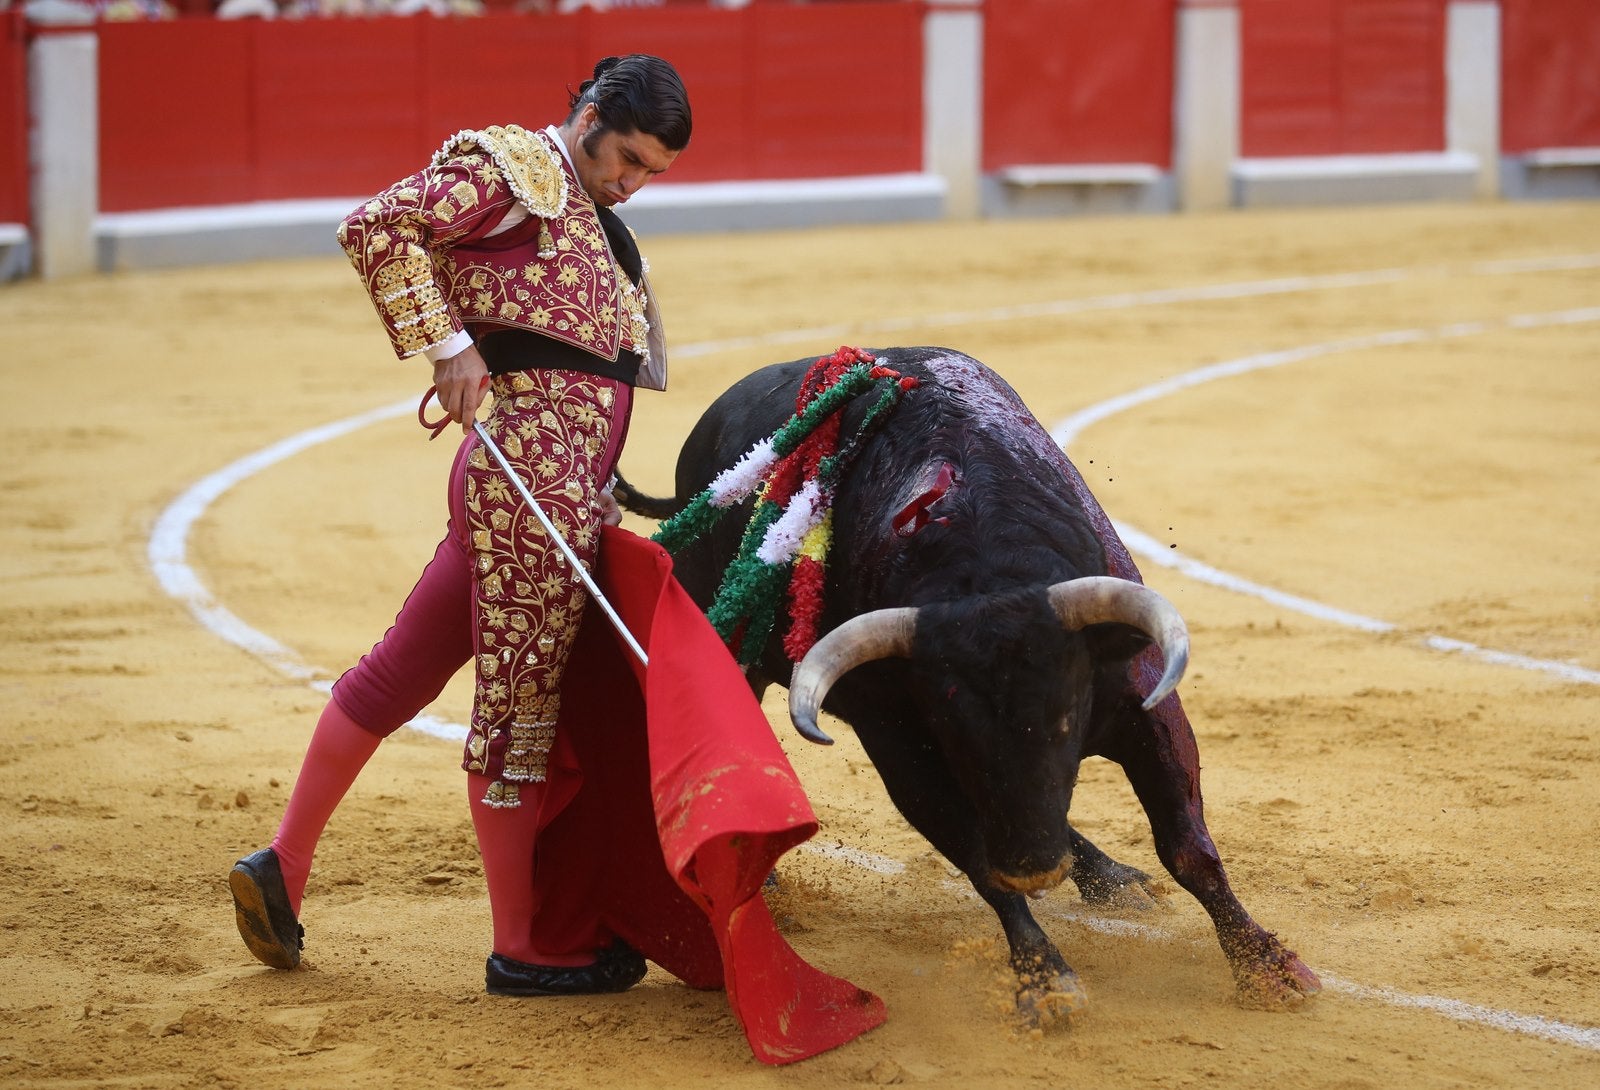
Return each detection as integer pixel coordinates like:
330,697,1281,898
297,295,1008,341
537,221,556,260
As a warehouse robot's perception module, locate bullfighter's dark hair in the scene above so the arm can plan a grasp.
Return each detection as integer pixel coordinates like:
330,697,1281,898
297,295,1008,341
566,54,692,151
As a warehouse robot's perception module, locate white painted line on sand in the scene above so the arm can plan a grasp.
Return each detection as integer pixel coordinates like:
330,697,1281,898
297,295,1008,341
673,253,1600,361
1053,308,1600,686
1050,905,1600,1053
800,841,908,876
147,398,415,684
1317,973,1600,1053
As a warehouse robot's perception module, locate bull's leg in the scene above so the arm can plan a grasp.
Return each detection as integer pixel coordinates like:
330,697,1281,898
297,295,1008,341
1094,686,1320,1009
1067,825,1159,908
973,886,1089,1025
852,723,1088,1023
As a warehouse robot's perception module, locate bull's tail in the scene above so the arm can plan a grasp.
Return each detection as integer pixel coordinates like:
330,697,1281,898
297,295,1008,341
612,471,685,521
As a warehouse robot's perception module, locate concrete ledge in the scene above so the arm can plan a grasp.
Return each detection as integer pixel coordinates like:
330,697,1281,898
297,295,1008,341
997,163,1164,187
96,199,362,270
0,223,31,282
91,175,948,271
620,172,946,234
982,164,1173,217
1233,151,1481,207
1524,146,1600,167
1500,148,1600,201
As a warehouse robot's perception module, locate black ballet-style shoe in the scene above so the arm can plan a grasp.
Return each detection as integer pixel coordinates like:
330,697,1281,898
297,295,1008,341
229,847,305,970
485,941,648,997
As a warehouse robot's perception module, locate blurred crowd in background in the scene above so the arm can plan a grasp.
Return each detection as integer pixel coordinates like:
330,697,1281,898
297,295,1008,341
7,0,870,22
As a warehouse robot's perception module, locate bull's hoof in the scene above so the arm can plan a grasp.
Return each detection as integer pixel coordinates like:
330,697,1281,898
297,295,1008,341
1016,965,1089,1029
1084,873,1167,911
1230,937,1322,1011
1071,860,1164,910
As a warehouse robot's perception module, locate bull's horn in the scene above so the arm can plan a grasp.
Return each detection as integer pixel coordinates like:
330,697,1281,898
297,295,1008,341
1047,577,1190,710
787,607,919,745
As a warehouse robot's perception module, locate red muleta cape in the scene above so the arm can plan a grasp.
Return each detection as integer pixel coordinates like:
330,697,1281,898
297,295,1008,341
529,525,885,1064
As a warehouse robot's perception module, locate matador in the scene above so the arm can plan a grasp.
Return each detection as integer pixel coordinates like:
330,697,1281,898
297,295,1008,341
230,54,692,999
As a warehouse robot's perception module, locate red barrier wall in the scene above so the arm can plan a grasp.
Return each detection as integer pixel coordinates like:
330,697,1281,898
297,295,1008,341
982,0,1174,171
98,4,922,213
1501,0,1600,153
1240,0,1447,158
0,11,28,225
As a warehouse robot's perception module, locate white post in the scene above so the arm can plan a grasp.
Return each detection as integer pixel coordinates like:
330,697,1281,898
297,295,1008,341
1173,0,1240,211
923,0,982,220
1447,0,1501,199
29,10,99,278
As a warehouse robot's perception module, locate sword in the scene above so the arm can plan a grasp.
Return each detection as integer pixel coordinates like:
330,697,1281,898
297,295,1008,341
471,419,650,668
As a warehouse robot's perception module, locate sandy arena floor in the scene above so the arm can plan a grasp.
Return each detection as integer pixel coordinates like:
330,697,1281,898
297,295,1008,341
2,200,1597,1088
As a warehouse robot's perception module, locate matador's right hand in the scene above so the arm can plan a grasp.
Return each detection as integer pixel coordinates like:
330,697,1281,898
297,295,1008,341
432,345,491,433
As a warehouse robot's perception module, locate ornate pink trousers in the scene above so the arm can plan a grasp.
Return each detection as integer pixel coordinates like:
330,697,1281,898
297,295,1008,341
331,370,633,806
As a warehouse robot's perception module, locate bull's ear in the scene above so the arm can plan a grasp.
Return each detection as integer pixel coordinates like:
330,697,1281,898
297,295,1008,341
1082,622,1154,665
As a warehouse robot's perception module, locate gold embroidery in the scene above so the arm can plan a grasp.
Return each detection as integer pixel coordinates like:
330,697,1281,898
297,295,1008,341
370,252,452,357
448,180,479,212
433,124,567,219
429,129,634,365
480,780,520,808
462,371,617,801
504,718,559,782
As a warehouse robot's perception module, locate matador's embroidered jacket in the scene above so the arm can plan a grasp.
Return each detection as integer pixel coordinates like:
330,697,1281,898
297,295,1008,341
336,124,667,390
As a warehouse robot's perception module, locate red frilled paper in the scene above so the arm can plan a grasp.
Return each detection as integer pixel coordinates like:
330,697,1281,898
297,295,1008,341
532,525,885,1064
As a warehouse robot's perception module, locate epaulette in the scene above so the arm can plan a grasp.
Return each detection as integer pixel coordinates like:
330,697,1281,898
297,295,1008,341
432,124,568,219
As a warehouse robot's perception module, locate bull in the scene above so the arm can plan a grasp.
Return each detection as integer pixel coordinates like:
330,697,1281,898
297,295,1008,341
616,347,1320,1017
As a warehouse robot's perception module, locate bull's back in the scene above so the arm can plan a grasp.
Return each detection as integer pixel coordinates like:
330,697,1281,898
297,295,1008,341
666,346,1144,604
672,360,811,501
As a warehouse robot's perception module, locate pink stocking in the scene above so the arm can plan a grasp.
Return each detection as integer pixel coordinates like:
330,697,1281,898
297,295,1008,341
467,773,596,967
269,699,383,915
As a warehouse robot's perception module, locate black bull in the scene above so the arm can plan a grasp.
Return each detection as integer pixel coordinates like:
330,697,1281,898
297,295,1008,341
616,347,1320,1016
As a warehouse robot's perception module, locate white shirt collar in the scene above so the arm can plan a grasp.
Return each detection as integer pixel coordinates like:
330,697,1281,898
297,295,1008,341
544,124,575,170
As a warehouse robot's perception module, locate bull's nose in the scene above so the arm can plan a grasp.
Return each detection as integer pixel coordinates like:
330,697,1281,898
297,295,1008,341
988,857,1071,895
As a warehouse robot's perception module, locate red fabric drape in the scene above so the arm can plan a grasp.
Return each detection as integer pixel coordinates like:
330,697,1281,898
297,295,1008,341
534,526,884,1064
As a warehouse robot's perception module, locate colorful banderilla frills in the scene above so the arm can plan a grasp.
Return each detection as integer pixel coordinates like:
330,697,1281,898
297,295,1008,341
651,346,917,666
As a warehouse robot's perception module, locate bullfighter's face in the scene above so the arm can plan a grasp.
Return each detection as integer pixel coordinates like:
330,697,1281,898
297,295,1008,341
570,102,679,208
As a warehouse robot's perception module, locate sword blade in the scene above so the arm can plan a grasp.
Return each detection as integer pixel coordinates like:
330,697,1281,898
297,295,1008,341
471,420,650,668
